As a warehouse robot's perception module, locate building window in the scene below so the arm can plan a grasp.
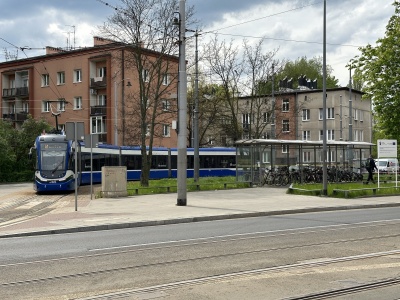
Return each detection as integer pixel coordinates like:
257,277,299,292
74,97,82,110
282,145,288,153
302,109,310,121
162,74,169,85
263,112,271,123
57,72,65,85
98,67,106,77
22,102,29,113
303,151,311,162
282,99,289,112
319,108,335,120
207,136,214,145
42,74,50,87
221,136,227,146
354,109,359,120
58,100,65,112
328,129,334,140
146,124,151,136
354,129,358,141
262,151,270,163
320,130,335,141
282,119,289,132
327,107,335,119
359,110,364,122
162,99,170,111
302,130,311,141
242,113,250,129
262,132,271,139
90,116,106,134
42,101,50,112
97,94,106,106
9,103,16,114
74,69,82,83
162,124,170,137
142,69,149,82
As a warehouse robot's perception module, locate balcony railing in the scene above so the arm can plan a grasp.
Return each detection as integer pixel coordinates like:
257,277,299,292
2,112,28,122
2,87,29,98
90,105,107,116
90,77,107,89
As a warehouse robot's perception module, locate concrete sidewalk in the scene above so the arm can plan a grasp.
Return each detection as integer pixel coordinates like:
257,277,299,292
1,186,400,238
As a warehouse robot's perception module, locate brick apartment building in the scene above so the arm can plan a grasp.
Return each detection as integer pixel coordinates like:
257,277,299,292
0,37,179,148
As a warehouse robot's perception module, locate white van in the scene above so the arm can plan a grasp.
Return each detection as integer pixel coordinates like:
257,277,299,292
376,158,398,173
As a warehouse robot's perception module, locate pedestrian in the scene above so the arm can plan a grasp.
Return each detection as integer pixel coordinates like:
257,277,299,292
365,155,377,184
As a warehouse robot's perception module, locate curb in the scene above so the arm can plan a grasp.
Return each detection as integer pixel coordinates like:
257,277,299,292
1,202,400,239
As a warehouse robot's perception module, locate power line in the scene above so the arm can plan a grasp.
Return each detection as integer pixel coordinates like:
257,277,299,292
206,1,323,34
212,32,361,48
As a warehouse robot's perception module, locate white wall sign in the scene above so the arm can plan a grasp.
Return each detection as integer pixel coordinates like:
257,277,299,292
377,139,397,158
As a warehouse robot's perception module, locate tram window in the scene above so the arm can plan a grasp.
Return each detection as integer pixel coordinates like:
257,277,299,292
170,156,177,169
187,156,194,169
155,156,167,169
122,155,141,170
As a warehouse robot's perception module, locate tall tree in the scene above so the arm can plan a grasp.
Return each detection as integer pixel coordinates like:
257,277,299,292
202,35,243,143
242,39,281,139
352,0,400,140
99,0,194,186
0,120,16,182
187,81,224,146
275,56,339,89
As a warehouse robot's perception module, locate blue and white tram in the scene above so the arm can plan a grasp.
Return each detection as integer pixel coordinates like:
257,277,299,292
31,134,236,191
31,134,80,192
80,144,236,185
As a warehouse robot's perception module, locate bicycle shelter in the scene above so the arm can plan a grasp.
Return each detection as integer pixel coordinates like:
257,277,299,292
235,139,374,185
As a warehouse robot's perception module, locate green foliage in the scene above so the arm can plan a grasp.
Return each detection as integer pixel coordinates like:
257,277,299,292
256,56,339,94
291,176,400,198
278,56,339,89
0,120,17,182
0,116,51,182
353,1,400,140
126,177,248,196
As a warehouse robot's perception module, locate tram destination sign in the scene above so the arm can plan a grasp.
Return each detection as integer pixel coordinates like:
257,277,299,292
377,139,397,158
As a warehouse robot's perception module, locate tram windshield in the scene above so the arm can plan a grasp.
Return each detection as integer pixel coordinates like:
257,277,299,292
40,143,68,172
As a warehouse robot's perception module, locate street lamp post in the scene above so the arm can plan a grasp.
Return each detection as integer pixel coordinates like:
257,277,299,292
114,78,131,147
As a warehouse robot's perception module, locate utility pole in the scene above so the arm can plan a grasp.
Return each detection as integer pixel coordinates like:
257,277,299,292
193,30,199,182
176,0,187,206
348,66,353,170
322,0,328,195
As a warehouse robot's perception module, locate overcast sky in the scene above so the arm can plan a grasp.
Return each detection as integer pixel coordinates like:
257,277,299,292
0,0,395,87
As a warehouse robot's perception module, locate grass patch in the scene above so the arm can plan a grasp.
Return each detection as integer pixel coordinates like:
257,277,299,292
126,177,249,196
290,181,400,198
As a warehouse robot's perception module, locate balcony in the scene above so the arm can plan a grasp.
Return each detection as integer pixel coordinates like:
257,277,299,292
90,105,107,116
2,87,29,98
2,111,28,122
90,77,107,89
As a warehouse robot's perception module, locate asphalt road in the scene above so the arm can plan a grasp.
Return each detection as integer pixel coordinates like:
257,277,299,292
0,207,399,299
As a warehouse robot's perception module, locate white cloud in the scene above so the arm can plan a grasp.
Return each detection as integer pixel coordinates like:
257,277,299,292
0,0,395,87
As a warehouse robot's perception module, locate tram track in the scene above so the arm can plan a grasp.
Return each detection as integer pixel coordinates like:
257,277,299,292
1,218,399,299
286,276,400,299
70,250,400,299
1,223,399,285
0,193,68,228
